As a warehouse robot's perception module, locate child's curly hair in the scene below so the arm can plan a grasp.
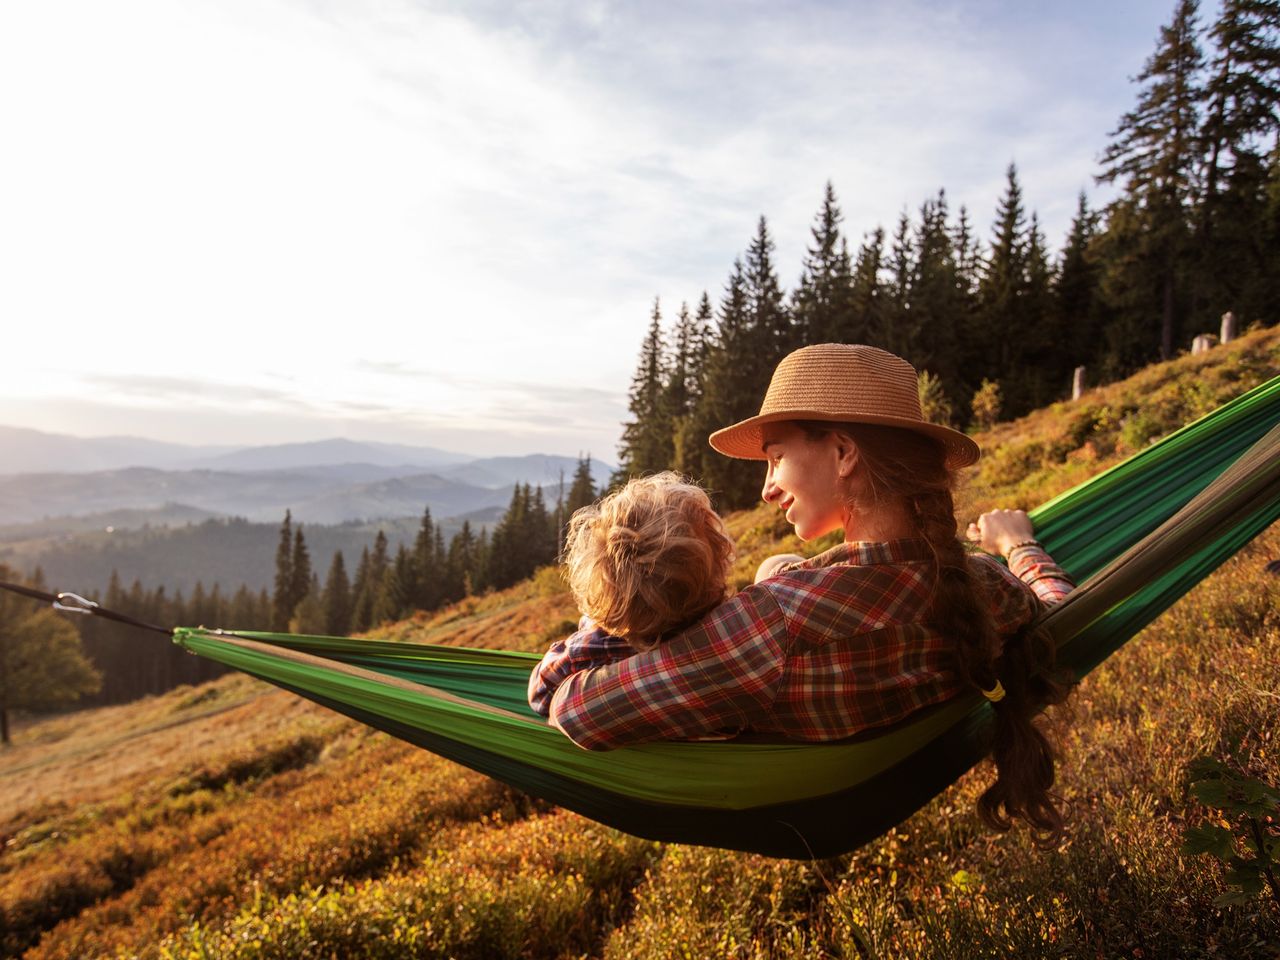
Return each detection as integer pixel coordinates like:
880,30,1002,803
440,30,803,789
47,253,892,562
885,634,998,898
563,472,735,649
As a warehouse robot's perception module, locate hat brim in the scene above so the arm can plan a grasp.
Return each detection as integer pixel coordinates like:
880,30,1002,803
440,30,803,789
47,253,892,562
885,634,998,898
708,410,981,469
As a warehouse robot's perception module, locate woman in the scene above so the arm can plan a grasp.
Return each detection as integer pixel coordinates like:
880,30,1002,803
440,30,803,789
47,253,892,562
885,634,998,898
533,343,1075,837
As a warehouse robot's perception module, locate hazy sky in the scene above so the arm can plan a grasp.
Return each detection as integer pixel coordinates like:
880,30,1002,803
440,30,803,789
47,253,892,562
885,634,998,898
0,0,1181,458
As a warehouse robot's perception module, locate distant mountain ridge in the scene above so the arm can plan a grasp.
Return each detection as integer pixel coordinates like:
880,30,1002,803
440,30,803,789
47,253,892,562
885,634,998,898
0,425,237,474
0,455,613,528
0,428,471,476
0,426,613,491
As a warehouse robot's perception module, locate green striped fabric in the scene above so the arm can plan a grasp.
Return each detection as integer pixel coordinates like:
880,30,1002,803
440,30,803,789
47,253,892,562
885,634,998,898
172,375,1280,857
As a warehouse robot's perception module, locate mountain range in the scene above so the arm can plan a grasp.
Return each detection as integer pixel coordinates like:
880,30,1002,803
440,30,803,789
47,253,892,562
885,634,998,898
0,427,613,530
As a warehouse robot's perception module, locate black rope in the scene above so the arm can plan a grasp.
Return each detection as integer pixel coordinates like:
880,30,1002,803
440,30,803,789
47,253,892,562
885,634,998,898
0,579,174,637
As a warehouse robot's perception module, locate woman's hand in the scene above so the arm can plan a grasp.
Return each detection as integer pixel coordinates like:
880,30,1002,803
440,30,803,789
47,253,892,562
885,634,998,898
754,553,805,583
966,509,1036,558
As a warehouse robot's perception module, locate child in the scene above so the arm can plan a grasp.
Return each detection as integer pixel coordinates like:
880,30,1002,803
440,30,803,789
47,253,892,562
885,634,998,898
528,471,736,717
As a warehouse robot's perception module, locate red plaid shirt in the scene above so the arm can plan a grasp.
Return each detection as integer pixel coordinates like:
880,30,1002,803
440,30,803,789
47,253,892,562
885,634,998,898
529,540,1073,750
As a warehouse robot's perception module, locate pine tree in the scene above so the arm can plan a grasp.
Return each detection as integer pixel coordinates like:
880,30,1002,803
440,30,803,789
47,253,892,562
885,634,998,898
792,182,855,345
978,164,1029,369
687,260,761,508
909,191,965,408
289,527,312,618
1055,192,1108,373
1098,0,1204,360
617,298,674,478
350,545,374,633
1018,212,1058,409
487,486,527,589
446,521,480,600
566,456,598,518
952,204,982,298
289,576,327,636
883,211,915,359
850,227,887,349
412,507,442,611
1198,0,1280,320
322,551,352,636
665,301,699,426
743,216,793,372
673,292,719,481
373,545,414,624
271,510,294,632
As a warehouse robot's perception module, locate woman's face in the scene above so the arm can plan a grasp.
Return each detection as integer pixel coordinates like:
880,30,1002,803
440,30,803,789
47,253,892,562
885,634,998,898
759,422,853,541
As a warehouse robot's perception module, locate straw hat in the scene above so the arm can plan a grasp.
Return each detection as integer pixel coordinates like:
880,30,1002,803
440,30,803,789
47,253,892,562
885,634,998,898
708,343,981,468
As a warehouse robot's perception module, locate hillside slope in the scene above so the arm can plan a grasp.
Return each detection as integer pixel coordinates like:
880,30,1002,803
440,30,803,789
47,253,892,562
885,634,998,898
2,328,1278,960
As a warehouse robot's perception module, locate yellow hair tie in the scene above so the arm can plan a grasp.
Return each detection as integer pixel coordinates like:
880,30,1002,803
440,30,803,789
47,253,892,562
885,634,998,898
981,680,1006,703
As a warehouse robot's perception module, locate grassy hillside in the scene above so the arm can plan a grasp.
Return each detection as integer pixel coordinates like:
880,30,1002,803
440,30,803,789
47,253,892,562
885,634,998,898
2,328,1279,959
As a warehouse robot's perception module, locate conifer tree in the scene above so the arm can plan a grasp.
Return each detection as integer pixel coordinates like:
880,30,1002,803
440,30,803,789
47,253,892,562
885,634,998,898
1055,192,1108,372
271,510,294,632
1018,212,1058,409
566,456,598,514
673,293,718,481
617,298,674,478
412,507,442,611
350,546,373,633
744,216,793,371
952,205,982,298
665,301,699,425
976,164,1048,412
1098,0,1204,360
687,260,761,508
447,521,480,600
289,576,326,636
850,228,887,348
373,545,413,624
289,527,312,619
1197,0,1280,319
909,191,965,407
1200,0,1280,230
883,211,916,359
322,550,352,636
793,182,855,344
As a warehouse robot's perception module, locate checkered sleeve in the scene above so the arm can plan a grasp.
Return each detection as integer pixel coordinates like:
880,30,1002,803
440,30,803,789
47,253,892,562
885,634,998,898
1007,544,1075,605
527,616,638,717
547,586,791,750
970,545,1076,636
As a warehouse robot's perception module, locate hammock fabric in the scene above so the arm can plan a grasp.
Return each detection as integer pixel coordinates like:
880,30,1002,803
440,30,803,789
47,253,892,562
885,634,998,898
174,377,1280,859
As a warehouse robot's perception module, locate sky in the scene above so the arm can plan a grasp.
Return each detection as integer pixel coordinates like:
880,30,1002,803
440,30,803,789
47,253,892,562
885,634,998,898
0,0,1184,460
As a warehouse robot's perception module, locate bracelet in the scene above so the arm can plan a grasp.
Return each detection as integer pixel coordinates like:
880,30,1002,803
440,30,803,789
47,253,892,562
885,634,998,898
1005,539,1041,555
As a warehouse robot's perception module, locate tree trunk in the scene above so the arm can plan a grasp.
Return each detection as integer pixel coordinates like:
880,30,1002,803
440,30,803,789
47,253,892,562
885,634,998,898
1,706,9,745
1162,272,1176,361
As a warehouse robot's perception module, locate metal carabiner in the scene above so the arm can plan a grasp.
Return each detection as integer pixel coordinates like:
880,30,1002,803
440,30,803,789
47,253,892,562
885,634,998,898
53,592,100,615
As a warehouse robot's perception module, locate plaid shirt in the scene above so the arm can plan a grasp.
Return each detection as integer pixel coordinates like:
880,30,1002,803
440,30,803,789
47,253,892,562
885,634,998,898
529,540,1074,750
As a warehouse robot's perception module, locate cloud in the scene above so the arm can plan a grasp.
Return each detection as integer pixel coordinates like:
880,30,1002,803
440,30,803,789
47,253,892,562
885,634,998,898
81,374,314,409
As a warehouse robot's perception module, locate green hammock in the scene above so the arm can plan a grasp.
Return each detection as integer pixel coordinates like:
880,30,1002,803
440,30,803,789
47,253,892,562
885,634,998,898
173,377,1280,859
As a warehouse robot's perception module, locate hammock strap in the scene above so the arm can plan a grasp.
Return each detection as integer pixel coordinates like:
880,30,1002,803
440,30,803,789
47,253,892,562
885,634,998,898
0,579,174,636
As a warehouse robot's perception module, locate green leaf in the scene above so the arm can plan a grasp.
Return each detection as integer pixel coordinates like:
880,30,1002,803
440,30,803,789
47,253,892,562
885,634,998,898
1181,825,1236,860
1187,757,1227,781
1213,889,1257,907
1191,780,1231,806
1222,866,1264,894
1240,779,1280,806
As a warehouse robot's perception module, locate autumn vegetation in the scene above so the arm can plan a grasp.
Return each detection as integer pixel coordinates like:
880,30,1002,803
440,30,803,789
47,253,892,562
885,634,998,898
0,328,1276,958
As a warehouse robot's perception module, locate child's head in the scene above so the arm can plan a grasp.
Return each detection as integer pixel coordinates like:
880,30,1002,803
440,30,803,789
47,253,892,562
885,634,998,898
564,472,735,649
